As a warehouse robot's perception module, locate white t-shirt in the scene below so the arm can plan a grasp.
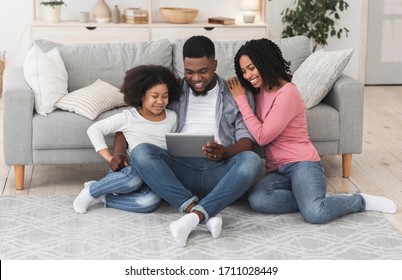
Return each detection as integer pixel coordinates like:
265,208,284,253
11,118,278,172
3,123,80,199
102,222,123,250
181,83,221,143
87,108,178,152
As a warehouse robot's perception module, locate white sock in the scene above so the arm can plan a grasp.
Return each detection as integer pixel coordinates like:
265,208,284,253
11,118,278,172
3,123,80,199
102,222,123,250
360,193,397,214
98,194,106,204
73,181,100,214
169,213,199,247
205,213,222,239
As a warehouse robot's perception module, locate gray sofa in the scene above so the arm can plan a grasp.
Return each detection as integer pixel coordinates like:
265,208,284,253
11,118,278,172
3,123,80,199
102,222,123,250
2,36,363,190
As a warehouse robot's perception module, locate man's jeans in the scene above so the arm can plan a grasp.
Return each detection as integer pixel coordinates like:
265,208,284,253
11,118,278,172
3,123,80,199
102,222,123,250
248,161,365,224
131,143,263,222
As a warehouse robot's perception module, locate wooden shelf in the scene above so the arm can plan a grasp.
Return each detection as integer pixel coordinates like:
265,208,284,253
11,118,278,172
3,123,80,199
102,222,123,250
31,0,268,42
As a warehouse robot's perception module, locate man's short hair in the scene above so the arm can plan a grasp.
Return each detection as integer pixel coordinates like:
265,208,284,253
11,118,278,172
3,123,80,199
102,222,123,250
183,35,215,59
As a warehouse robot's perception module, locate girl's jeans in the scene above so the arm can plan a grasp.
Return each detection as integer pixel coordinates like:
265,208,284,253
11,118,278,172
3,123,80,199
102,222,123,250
89,152,161,213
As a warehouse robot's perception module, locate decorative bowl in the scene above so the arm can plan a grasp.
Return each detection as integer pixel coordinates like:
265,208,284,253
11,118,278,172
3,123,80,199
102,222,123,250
159,7,198,24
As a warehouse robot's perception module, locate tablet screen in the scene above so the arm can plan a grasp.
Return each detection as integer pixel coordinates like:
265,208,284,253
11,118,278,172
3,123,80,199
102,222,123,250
165,133,215,157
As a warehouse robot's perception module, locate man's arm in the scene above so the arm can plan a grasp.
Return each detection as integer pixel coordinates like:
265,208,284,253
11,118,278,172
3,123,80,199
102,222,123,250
109,132,129,171
223,138,254,157
203,138,254,161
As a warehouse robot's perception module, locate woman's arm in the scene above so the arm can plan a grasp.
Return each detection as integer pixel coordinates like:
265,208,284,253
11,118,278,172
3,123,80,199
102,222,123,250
228,78,297,146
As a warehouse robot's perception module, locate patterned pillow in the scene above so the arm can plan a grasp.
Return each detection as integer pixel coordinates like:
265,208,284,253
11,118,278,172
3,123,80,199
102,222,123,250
293,48,353,109
55,79,125,120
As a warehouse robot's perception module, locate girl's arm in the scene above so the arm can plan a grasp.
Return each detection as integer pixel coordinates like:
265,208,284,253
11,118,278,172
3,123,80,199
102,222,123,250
97,148,114,163
87,111,130,163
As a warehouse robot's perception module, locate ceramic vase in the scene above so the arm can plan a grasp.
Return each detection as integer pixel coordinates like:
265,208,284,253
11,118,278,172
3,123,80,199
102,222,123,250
44,5,62,23
93,0,111,23
112,5,121,23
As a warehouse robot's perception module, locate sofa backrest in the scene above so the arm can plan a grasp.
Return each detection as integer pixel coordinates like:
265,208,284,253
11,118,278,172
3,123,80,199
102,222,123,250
33,39,173,92
172,36,311,80
32,36,311,92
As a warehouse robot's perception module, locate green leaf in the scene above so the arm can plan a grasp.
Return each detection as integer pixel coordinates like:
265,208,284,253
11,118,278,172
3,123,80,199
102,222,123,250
278,0,349,49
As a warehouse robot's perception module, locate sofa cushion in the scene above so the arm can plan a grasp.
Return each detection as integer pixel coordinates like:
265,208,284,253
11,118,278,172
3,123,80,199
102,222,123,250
293,48,354,109
33,39,173,91
23,44,68,116
55,79,126,120
275,36,311,74
32,107,128,150
172,36,311,80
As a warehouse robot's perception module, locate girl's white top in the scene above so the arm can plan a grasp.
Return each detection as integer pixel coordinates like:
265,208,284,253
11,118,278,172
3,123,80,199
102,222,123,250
87,108,178,152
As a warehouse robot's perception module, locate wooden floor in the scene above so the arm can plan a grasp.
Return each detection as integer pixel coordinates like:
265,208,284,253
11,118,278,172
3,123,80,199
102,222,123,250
1,86,401,233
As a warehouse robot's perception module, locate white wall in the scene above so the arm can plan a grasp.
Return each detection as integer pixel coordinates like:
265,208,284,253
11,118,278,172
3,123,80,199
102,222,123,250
0,0,33,67
267,0,365,81
0,0,365,81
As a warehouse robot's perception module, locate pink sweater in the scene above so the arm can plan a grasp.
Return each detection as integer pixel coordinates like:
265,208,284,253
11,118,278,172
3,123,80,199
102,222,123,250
235,83,320,171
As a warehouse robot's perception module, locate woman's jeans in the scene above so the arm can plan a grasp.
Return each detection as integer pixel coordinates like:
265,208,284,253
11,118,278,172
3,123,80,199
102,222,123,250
130,143,264,222
89,152,161,213
248,161,365,224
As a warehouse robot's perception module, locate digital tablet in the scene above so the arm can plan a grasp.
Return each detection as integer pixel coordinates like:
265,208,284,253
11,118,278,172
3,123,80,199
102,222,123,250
165,133,215,157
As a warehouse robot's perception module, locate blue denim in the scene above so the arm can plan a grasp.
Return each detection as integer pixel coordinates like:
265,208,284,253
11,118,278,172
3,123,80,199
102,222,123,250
105,184,162,213
248,161,365,224
89,151,161,213
131,143,263,222
90,166,143,198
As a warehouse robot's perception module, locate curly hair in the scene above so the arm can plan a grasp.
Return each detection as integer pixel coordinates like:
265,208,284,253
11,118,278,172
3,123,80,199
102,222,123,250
234,39,292,94
120,65,181,107
183,35,215,59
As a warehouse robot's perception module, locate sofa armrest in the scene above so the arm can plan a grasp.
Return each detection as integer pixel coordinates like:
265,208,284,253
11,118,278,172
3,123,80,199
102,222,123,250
2,67,34,165
322,74,364,154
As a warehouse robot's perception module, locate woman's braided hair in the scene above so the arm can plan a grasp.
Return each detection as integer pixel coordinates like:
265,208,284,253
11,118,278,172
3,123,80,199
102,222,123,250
234,38,292,94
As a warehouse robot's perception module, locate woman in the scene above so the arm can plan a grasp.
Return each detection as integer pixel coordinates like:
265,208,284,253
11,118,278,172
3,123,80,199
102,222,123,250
227,38,396,224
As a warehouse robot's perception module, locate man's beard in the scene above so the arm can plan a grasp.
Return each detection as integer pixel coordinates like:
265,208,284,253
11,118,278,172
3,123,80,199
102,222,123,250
189,75,217,97
191,88,208,96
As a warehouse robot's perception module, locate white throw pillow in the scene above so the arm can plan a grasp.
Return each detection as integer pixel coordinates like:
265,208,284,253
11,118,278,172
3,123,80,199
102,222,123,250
23,44,68,116
55,79,126,120
292,48,353,109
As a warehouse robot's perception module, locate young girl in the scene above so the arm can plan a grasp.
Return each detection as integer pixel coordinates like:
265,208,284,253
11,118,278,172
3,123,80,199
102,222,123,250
227,38,396,224
73,65,181,214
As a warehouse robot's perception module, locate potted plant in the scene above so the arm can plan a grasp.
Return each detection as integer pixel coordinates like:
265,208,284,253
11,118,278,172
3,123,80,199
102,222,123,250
273,0,349,52
40,1,66,23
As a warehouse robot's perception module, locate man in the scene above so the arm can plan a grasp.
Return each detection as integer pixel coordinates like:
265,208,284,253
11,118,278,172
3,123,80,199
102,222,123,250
114,36,263,247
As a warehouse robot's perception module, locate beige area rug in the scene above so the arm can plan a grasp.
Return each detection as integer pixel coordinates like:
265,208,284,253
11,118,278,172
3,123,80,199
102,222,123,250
1,195,402,260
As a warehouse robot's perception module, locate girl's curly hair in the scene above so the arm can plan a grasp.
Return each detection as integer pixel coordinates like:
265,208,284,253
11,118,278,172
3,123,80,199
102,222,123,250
120,65,181,107
234,39,292,94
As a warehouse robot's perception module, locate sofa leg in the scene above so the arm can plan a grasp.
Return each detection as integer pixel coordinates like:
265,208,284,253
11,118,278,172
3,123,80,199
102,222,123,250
342,154,352,178
14,165,25,190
